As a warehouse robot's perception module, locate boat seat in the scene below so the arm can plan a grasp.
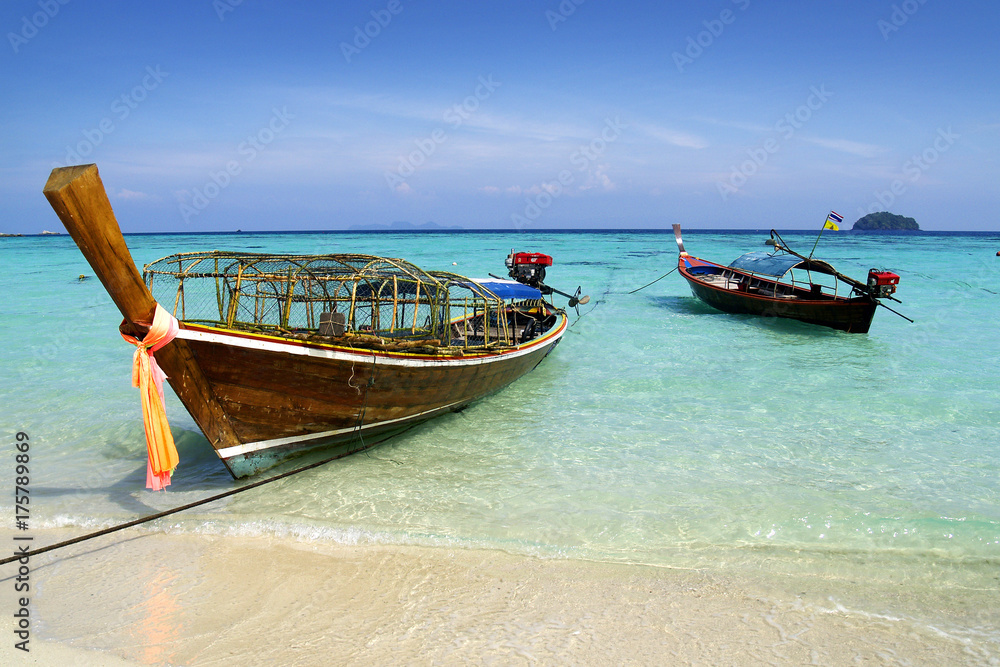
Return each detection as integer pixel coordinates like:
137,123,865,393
687,265,718,275
318,311,346,336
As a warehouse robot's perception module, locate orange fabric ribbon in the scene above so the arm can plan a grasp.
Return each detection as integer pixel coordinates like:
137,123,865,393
121,304,180,490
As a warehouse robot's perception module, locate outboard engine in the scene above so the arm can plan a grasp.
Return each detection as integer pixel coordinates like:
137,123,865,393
867,269,900,298
506,250,553,288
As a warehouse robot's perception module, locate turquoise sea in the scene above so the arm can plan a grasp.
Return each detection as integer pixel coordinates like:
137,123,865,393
2,228,999,655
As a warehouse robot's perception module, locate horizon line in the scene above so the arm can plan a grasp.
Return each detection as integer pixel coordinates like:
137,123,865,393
4,228,995,237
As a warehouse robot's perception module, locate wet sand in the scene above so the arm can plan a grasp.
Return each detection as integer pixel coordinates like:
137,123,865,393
2,528,996,665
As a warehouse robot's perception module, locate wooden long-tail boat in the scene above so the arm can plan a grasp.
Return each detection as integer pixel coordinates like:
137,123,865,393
672,224,905,333
44,165,577,479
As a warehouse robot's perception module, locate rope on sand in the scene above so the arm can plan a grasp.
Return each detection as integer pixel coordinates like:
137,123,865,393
0,436,372,567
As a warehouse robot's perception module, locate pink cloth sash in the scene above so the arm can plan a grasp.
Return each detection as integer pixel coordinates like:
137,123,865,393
121,304,180,490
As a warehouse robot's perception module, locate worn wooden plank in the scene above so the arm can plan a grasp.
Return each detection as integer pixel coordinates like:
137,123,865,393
43,164,245,458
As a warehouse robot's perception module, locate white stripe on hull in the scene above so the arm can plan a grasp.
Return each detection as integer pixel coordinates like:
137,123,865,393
216,399,466,458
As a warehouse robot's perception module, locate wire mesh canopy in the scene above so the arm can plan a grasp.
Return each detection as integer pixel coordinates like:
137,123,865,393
144,251,545,350
728,251,838,278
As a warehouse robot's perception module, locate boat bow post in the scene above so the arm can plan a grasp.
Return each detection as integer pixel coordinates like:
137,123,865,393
43,165,156,326
43,164,244,474
672,223,687,256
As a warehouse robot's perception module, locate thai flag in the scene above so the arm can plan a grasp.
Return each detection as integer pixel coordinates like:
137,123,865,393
823,210,843,231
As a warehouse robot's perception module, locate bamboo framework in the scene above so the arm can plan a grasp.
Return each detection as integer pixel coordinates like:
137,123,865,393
144,251,540,350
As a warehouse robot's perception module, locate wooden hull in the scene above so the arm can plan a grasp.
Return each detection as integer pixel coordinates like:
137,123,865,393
678,256,878,333
169,317,566,477
42,164,569,480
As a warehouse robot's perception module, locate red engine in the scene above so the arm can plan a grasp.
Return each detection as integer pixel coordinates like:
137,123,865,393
867,269,900,298
506,251,553,287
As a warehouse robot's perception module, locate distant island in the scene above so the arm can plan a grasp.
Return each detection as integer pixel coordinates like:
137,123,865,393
852,212,919,231
348,221,463,231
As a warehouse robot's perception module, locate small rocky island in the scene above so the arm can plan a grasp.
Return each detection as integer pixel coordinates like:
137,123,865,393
852,212,919,231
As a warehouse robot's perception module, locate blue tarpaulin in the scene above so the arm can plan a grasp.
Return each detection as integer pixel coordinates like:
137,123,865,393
464,279,541,300
728,252,804,277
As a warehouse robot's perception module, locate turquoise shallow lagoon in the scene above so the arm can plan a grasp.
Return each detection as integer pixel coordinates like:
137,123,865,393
2,228,998,658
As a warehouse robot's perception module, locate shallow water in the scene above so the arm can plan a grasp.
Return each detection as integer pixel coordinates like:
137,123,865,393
2,228,998,651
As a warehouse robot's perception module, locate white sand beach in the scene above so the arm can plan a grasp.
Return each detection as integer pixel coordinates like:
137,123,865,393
3,528,994,665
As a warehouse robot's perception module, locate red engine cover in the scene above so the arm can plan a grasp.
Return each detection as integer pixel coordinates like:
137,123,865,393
868,270,900,287
512,252,552,267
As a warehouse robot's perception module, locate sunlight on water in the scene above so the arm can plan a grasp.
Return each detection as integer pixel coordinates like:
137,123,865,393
2,230,998,620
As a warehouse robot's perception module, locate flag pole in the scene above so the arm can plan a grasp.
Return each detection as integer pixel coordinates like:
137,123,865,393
808,224,825,260
808,211,841,259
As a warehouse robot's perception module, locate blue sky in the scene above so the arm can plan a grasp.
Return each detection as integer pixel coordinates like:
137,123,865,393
2,1,998,232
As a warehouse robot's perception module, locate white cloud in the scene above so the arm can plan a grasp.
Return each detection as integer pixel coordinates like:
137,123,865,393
801,136,886,158
115,188,151,200
635,123,708,149
690,116,772,134
579,166,616,192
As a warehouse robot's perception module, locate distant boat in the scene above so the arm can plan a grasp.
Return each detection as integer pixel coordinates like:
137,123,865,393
673,224,904,333
40,230,61,235
44,165,583,480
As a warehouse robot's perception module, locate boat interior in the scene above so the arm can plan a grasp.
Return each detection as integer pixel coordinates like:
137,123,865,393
685,264,839,300
449,307,558,347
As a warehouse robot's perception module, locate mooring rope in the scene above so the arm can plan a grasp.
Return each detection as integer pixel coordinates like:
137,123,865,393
627,266,677,294
0,440,368,566
0,345,395,567
355,356,377,455
570,267,618,329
